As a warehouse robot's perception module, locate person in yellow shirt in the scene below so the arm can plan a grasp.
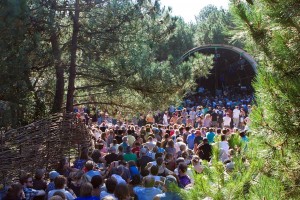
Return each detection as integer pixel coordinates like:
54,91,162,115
146,111,155,124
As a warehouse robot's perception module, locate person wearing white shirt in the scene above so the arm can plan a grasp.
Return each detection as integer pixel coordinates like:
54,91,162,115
219,134,229,153
163,111,169,126
233,106,241,128
223,113,232,128
189,108,197,127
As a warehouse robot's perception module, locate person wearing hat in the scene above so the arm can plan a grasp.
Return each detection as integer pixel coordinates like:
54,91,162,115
47,171,60,193
137,147,153,175
153,175,182,200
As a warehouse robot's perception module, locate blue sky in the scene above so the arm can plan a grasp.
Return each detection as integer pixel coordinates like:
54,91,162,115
160,0,230,23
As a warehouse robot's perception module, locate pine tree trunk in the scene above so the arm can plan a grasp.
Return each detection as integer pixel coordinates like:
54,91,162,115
66,0,80,112
51,31,64,113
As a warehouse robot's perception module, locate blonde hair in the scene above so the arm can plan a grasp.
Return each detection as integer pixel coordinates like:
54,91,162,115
204,114,211,119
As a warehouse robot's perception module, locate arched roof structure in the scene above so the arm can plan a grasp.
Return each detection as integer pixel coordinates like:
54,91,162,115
180,44,258,73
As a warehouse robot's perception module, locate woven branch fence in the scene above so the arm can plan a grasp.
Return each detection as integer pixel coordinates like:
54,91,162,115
0,113,93,184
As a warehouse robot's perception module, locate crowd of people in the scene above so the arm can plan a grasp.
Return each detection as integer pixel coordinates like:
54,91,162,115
2,97,252,200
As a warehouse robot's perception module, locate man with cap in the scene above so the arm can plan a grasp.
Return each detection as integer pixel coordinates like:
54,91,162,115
137,147,153,175
153,175,182,200
46,171,60,193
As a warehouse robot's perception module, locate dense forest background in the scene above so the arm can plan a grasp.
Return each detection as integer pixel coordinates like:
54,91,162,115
0,0,299,198
0,0,232,128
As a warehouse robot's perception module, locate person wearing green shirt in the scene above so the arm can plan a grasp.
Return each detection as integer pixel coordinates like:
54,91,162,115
123,146,137,162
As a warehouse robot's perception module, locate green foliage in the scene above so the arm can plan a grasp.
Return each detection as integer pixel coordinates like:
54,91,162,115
228,132,242,150
194,5,235,45
175,134,286,199
230,0,300,198
0,0,215,126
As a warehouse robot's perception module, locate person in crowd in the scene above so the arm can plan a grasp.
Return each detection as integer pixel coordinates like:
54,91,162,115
193,129,203,153
46,171,60,193
177,163,192,188
117,145,125,159
186,129,195,150
57,157,76,178
163,111,169,126
133,176,162,200
20,173,45,200
32,169,47,200
146,111,155,124
137,148,153,175
74,147,91,170
100,178,117,199
105,146,120,165
191,155,203,174
120,136,129,151
219,134,229,155
223,113,232,129
196,138,212,162
203,114,211,128
2,183,25,200
106,129,115,148
75,182,98,200
127,129,136,147
165,140,176,158
189,107,197,128
233,106,240,128
123,146,138,162
69,171,84,197
114,183,131,200
145,136,156,151
51,191,66,200
211,109,218,127
47,175,75,200
91,175,104,199
153,175,182,200
84,161,101,182
128,175,142,198
206,128,216,144
239,108,246,129
169,113,178,126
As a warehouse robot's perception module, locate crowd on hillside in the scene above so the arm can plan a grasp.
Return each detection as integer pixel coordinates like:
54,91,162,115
2,92,252,200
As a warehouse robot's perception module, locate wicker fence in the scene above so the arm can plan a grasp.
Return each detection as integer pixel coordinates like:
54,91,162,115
0,113,92,183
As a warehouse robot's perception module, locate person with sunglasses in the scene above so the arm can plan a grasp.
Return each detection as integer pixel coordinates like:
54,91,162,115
20,173,45,200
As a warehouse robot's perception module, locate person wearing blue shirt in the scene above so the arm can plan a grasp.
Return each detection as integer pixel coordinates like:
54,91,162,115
84,161,101,182
186,130,196,150
133,176,162,200
206,128,216,144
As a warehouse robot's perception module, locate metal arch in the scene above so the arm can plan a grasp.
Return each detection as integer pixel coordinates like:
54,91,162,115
180,44,258,73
